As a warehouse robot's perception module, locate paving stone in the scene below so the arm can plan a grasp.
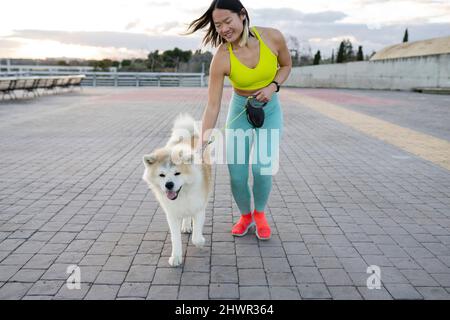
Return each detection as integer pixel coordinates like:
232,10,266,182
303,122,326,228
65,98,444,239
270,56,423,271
183,257,210,272
147,285,179,300
211,266,238,283
0,283,33,299
209,283,239,299
152,268,183,285
235,255,262,269
11,269,46,283
298,283,331,299
266,272,296,287
79,254,109,266
430,273,450,287
181,272,210,286
262,257,292,273
85,284,120,300
95,271,127,285
211,254,236,266
314,257,342,269
357,287,393,300
1,252,33,265
0,265,21,281
238,269,267,286
416,287,450,300
320,269,353,286
118,282,151,298
125,265,156,282
400,269,440,286
28,280,64,296
269,286,301,300
54,284,91,300
384,283,423,300
178,285,209,300
328,286,363,300
292,266,324,284
239,286,270,300
103,256,133,271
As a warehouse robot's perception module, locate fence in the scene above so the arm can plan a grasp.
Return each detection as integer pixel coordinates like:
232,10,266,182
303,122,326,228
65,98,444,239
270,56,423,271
0,65,205,87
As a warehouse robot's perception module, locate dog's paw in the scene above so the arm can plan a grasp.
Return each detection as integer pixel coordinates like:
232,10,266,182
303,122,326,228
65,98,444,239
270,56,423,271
192,235,206,247
168,255,183,267
181,224,192,234
181,218,192,233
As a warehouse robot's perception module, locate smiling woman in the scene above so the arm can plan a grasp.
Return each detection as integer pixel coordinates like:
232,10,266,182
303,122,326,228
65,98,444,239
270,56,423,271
185,0,292,241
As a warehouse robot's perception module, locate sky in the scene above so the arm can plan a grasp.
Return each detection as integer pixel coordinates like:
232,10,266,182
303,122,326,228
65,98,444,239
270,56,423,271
0,0,449,60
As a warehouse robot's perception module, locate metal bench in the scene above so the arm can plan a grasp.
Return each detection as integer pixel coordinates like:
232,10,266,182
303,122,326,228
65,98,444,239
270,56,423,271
0,75,86,100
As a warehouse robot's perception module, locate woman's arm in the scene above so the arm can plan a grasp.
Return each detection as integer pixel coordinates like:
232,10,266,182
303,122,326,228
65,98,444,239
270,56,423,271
199,48,227,150
255,28,292,102
271,28,292,86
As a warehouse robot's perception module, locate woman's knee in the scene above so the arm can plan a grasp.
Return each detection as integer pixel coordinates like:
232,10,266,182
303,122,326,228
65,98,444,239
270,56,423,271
228,164,249,185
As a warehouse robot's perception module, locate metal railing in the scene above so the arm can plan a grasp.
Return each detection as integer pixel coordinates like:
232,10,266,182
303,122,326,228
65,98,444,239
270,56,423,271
0,65,205,87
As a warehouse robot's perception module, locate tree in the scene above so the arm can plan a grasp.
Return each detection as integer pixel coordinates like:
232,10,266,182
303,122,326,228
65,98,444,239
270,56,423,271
357,46,364,61
337,41,345,63
178,49,213,73
403,28,409,42
345,40,354,61
147,50,163,71
121,59,132,68
313,50,321,65
336,39,356,63
286,35,300,66
161,47,192,72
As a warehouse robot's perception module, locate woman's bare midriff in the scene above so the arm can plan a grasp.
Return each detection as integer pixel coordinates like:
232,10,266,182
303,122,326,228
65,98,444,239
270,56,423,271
233,87,262,97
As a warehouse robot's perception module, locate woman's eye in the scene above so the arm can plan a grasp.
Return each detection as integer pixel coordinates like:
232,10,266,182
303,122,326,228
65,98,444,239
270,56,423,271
174,172,181,176
159,174,165,178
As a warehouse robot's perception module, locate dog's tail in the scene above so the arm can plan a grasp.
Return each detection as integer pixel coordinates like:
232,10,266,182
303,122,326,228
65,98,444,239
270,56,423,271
166,113,199,147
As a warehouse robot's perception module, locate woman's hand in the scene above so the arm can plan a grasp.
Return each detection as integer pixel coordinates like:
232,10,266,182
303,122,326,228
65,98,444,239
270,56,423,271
254,82,277,103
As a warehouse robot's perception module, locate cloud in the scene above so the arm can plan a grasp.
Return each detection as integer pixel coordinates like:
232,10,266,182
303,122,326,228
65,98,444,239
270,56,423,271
145,1,171,7
251,8,347,23
5,29,201,50
249,7,450,56
1,5,449,60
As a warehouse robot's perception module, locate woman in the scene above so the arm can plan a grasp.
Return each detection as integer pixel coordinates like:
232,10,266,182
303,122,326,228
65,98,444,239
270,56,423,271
186,0,291,240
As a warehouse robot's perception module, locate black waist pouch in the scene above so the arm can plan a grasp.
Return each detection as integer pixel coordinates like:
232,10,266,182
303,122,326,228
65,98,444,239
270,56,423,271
245,96,267,128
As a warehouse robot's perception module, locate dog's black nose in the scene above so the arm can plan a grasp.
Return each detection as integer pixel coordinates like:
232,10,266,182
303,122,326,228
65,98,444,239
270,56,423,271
165,181,174,190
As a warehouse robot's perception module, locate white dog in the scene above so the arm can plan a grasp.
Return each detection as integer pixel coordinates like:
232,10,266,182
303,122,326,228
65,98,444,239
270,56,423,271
142,114,212,266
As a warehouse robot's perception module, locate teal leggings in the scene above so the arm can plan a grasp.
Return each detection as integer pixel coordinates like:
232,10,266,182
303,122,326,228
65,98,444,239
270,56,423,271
225,92,283,214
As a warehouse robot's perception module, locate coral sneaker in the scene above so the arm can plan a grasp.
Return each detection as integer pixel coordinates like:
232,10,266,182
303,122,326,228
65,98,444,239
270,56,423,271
231,212,254,236
253,210,271,240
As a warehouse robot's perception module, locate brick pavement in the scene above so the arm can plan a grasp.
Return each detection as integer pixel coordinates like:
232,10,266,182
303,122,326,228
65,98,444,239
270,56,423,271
0,87,449,300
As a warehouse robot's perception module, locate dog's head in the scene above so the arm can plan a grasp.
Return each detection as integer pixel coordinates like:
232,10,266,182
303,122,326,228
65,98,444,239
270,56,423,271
142,145,196,201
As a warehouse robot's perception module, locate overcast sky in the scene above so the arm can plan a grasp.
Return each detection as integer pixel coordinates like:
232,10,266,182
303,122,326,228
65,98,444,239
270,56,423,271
0,0,449,60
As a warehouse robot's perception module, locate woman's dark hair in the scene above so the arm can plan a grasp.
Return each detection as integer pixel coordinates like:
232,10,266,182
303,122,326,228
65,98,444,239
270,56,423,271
185,0,253,48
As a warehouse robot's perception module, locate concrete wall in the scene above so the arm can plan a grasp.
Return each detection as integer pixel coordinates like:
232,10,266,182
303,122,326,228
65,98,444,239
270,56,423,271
284,54,450,90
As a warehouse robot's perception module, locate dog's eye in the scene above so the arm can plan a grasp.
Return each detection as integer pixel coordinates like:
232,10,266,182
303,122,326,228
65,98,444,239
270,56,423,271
159,174,165,178
174,172,181,176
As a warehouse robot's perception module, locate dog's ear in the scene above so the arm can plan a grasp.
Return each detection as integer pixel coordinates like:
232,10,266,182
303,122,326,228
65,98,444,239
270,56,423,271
143,154,156,167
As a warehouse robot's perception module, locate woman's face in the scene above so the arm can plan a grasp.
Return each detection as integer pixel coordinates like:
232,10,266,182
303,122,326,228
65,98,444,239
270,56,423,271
212,8,245,43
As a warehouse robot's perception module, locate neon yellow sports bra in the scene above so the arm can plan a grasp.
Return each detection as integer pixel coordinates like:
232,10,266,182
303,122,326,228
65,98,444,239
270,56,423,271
227,27,278,91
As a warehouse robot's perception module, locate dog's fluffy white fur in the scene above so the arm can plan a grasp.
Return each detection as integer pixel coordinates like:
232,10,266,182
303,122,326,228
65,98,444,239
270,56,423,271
142,114,212,266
